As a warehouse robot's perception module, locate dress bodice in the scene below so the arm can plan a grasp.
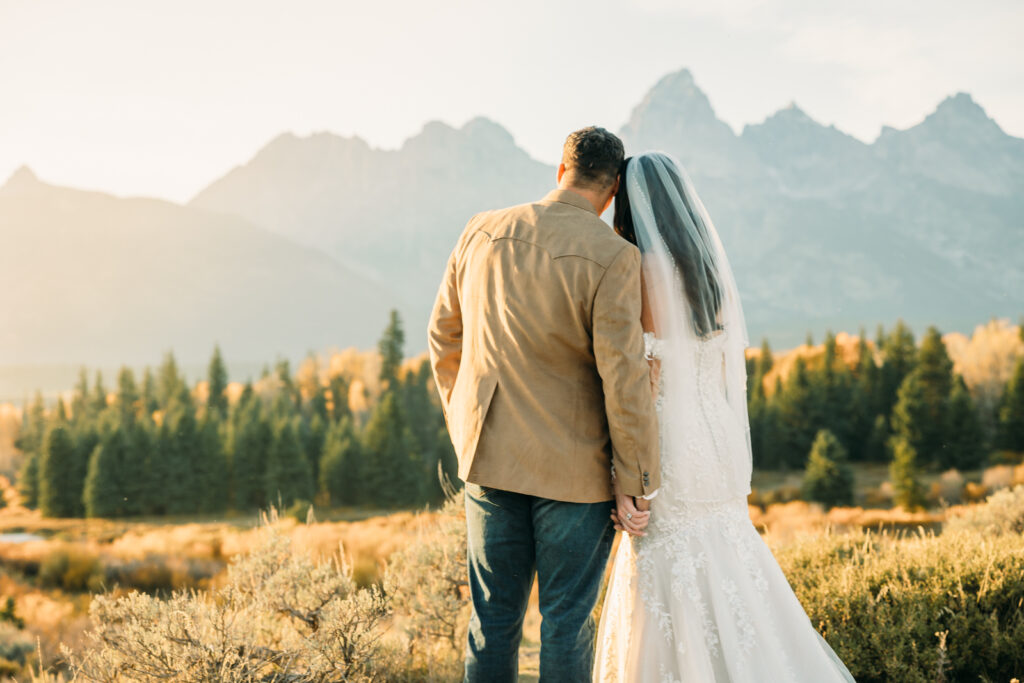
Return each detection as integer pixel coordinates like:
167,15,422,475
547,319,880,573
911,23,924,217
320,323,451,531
639,330,747,506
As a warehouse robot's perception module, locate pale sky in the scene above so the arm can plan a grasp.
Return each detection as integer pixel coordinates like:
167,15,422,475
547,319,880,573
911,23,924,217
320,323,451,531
1,0,1022,204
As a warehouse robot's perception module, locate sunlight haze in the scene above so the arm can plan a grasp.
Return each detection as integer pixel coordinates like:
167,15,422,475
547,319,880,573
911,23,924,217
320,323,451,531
1,0,1022,203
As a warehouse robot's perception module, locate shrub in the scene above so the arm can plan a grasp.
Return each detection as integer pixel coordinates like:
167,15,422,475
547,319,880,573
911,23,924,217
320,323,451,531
945,485,1024,536
385,497,469,650
889,436,926,510
0,622,34,664
775,526,1024,681
0,596,24,628
38,548,104,592
932,469,965,505
802,430,854,508
64,512,393,682
981,464,1015,492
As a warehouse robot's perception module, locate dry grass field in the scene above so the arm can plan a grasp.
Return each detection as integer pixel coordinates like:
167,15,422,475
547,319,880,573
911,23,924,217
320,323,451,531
2,477,1023,681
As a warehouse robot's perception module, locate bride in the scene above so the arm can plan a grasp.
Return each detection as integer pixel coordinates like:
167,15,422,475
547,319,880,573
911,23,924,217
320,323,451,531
594,152,855,682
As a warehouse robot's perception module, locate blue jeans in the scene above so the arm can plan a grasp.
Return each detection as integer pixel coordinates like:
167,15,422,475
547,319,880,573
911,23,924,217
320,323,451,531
464,482,615,683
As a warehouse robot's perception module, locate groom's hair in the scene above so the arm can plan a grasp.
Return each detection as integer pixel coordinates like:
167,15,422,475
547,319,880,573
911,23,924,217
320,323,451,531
561,127,624,190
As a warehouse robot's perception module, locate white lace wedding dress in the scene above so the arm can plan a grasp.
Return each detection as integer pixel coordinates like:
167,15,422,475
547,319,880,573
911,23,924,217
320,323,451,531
593,331,855,683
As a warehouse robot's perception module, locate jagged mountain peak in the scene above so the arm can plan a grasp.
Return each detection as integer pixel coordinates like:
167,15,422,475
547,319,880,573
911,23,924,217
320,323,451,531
2,165,41,192
932,92,990,122
651,67,699,95
404,116,517,153
626,67,718,127
878,91,1004,144
772,102,814,123
260,129,372,155
462,116,516,145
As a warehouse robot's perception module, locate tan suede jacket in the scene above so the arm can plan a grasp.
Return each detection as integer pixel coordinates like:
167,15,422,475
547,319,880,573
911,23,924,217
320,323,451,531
428,189,660,503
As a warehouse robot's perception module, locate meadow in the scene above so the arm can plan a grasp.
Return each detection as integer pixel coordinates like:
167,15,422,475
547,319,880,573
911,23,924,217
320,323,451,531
2,471,1024,681
1,316,1022,680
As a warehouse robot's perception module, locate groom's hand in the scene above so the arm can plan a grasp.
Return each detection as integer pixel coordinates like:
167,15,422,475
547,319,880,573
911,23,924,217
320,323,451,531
612,493,650,536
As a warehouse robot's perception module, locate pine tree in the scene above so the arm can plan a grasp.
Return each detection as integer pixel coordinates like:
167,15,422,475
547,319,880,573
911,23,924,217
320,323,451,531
889,436,926,510
378,310,405,391
238,380,255,410
362,391,419,507
161,406,202,515
141,367,159,416
776,357,823,468
37,425,78,517
83,419,147,518
54,397,68,423
301,414,327,486
848,331,879,461
309,383,330,424
891,372,929,460
319,418,362,506
15,392,47,508
401,363,447,501
229,400,272,511
157,351,188,408
91,371,108,413
914,327,955,460
264,417,314,508
818,331,854,449
16,453,39,509
269,390,294,424
71,368,90,420
749,339,773,401
878,321,917,419
207,345,229,419
941,377,985,469
998,357,1024,451
275,359,299,406
115,367,139,424
749,394,786,470
120,418,150,516
863,414,890,463
801,430,854,509
83,435,120,518
196,414,229,513
327,375,350,423
69,421,101,518
147,418,175,515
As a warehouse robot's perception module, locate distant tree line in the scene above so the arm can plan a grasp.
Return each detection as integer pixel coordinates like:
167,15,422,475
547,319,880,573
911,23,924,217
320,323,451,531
15,311,457,519
750,321,1024,509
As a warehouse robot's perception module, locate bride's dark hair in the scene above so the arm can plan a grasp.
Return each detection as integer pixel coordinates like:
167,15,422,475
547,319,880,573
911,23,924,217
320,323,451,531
613,155,723,338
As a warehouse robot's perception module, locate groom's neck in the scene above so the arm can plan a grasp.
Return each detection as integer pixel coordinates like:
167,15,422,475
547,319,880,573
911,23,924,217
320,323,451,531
558,182,612,215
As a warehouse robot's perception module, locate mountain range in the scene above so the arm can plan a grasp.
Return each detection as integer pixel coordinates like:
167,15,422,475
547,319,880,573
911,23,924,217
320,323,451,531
0,166,397,368
3,67,1022,381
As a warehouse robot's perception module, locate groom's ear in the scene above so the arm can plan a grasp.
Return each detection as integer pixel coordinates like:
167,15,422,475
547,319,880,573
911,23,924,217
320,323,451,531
557,163,566,184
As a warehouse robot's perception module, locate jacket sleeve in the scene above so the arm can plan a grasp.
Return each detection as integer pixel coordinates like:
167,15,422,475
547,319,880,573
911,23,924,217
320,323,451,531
592,244,661,497
427,234,464,419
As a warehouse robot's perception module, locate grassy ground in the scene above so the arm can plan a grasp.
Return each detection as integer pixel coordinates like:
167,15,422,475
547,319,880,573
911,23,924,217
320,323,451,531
1,465,1020,682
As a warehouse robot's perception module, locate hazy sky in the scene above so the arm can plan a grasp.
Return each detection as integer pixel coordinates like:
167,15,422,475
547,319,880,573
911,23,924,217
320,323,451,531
2,0,1021,203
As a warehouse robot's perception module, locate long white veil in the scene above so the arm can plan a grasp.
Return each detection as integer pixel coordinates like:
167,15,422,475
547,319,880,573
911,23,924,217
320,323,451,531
623,152,752,502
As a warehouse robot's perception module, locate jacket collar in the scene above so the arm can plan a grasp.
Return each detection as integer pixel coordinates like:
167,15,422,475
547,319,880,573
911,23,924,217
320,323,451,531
542,189,599,216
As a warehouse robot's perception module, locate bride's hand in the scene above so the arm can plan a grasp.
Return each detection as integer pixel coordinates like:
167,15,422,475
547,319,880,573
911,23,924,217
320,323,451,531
612,493,649,536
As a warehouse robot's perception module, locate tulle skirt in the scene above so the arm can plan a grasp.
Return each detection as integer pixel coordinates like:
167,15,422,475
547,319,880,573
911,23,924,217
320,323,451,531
593,497,855,682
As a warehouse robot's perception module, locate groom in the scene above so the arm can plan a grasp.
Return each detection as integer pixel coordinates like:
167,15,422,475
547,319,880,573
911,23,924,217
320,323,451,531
428,126,660,682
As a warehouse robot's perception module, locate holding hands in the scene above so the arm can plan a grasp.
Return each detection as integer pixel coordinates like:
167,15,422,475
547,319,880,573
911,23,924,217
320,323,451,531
612,493,650,536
